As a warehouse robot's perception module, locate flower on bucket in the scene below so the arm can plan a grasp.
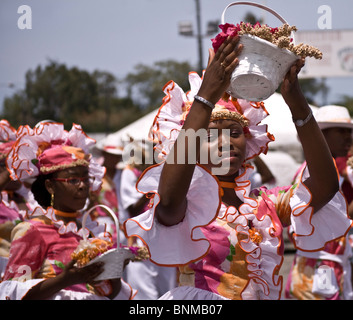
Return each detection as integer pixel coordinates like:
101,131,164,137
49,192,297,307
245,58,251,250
125,245,150,261
72,238,113,267
212,22,322,59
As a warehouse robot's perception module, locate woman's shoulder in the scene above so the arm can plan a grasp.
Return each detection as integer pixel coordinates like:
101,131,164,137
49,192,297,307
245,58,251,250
11,216,53,241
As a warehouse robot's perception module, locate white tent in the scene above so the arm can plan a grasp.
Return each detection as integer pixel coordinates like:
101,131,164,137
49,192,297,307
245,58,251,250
262,92,318,149
96,108,159,150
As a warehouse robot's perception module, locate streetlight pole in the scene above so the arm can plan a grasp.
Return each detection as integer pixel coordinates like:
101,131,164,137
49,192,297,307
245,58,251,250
178,0,219,75
195,0,204,74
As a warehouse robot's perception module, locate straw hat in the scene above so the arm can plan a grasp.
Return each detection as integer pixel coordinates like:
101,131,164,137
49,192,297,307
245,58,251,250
315,105,353,130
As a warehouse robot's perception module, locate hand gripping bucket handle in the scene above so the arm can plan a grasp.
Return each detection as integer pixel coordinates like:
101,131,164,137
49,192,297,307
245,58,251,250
82,204,120,246
221,1,296,43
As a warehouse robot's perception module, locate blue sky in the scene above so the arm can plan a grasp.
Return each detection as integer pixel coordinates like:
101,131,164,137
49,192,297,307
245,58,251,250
1,0,352,110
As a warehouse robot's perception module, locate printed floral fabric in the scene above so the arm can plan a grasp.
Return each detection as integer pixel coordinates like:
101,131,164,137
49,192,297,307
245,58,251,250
285,238,352,300
0,201,23,258
1,207,135,300
124,162,352,300
0,192,26,277
285,163,353,300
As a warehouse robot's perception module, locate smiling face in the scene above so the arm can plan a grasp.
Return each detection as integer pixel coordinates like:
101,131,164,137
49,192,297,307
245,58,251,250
45,165,90,212
200,119,247,178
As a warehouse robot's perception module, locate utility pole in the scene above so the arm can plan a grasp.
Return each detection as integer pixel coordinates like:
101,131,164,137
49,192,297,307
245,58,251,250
195,0,203,74
178,0,219,75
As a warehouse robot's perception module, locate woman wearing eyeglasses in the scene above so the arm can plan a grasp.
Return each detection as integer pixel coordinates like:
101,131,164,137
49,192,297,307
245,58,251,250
0,122,135,300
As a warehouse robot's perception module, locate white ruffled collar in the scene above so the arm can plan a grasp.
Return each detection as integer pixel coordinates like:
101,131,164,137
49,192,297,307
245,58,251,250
216,164,283,300
30,206,108,240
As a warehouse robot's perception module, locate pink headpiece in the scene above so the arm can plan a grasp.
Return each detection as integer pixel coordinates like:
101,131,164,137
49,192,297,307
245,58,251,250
150,72,274,162
6,122,105,191
0,120,17,160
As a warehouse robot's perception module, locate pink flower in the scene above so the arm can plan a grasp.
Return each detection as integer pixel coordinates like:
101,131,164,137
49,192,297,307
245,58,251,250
211,22,284,53
211,23,240,52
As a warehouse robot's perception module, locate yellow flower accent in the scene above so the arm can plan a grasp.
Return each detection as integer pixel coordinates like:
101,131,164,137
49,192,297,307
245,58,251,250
71,238,113,267
249,228,263,245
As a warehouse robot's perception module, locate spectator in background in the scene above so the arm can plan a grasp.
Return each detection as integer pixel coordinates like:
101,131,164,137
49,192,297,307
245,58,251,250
286,105,353,300
248,155,276,190
120,140,177,299
335,143,353,219
0,122,134,300
90,136,124,245
0,120,40,278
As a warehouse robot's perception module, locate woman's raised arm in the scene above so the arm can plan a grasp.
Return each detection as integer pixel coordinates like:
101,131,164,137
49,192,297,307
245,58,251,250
281,59,339,212
156,36,242,226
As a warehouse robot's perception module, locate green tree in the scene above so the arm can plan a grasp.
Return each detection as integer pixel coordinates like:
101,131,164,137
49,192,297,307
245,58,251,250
3,60,100,128
124,60,195,111
2,59,196,132
1,61,142,132
335,95,353,116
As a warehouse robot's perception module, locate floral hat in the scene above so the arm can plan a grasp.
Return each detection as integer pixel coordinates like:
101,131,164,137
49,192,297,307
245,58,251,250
6,122,105,192
150,71,274,163
0,120,17,160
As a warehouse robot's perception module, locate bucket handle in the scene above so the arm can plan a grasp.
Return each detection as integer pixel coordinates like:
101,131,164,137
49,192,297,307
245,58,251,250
221,1,296,43
81,204,120,247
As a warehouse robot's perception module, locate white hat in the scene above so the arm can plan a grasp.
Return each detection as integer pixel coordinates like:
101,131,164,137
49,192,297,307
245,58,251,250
315,105,353,130
96,135,124,155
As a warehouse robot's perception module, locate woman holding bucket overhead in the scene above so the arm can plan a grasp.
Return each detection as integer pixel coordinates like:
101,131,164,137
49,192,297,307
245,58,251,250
124,4,352,300
0,122,135,300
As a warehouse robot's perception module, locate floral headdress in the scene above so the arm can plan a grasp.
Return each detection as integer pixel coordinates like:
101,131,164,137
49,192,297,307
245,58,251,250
0,120,17,160
150,72,274,162
6,122,104,191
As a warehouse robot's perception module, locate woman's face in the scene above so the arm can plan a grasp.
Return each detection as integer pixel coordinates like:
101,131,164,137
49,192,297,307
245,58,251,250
46,166,90,212
201,119,246,178
322,127,353,158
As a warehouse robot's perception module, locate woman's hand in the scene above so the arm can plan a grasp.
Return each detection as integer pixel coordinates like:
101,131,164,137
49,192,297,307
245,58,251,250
198,36,243,104
58,259,105,287
281,57,306,108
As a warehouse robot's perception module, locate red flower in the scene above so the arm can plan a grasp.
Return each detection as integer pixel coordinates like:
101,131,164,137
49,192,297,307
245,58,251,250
211,23,240,52
211,22,283,53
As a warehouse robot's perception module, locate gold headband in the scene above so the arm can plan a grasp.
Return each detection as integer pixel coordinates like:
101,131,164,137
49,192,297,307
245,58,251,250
210,111,249,127
182,101,249,127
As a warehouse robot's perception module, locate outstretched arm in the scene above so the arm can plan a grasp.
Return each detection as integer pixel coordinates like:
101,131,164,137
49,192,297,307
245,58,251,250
156,36,243,226
281,59,339,212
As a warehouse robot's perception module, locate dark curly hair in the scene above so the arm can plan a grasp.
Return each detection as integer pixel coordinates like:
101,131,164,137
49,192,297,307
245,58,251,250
31,173,54,209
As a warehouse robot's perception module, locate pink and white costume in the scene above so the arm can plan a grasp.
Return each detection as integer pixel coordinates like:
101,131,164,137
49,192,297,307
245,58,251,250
124,72,352,300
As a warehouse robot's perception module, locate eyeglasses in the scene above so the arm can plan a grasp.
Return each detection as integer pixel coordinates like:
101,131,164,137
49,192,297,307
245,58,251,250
52,176,93,186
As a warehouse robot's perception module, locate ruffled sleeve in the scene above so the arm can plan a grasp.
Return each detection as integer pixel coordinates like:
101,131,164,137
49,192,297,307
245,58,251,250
2,221,47,281
124,162,222,266
289,166,353,251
